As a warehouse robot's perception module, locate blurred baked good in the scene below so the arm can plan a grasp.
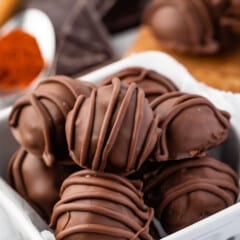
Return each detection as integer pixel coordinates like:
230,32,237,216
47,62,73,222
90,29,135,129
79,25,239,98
125,0,240,92
0,0,20,26
143,0,237,54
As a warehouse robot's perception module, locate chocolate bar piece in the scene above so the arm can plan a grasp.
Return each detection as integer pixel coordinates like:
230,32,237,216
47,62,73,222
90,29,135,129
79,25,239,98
53,1,116,76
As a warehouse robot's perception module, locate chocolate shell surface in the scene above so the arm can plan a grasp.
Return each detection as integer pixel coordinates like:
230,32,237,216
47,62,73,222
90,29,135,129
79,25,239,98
66,78,159,175
100,67,178,102
50,170,154,240
8,148,79,222
143,156,239,233
8,76,93,166
144,0,231,54
151,92,230,161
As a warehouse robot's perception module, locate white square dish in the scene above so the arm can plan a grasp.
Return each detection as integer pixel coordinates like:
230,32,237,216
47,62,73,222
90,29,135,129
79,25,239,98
0,51,240,240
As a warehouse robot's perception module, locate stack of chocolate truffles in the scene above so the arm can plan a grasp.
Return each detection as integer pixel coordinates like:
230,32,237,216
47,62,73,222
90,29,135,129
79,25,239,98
8,67,239,239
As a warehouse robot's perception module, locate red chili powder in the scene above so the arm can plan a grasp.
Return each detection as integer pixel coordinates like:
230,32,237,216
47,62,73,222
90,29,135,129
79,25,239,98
0,29,44,90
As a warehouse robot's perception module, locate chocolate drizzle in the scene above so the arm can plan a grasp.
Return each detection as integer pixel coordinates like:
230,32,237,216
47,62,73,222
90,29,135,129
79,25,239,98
100,67,178,102
8,148,78,222
50,170,154,240
144,0,238,54
9,76,93,166
151,92,230,160
66,78,159,175
143,156,239,233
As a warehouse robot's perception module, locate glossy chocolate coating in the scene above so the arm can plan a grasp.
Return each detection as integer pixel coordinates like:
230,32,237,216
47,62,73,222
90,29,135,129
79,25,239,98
50,170,154,240
9,76,93,166
66,78,159,175
8,148,79,222
151,92,230,161
143,156,239,233
100,67,178,102
144,0,235,54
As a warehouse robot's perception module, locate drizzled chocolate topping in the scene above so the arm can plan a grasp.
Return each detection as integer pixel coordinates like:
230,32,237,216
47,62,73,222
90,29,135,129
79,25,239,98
8,76,93,166
66,78,159,175
151,92,230,161
144,0,218,54
143,156,239,233
99,67,178,102
8,148,79,222
144,0,239,54
50,170,154,240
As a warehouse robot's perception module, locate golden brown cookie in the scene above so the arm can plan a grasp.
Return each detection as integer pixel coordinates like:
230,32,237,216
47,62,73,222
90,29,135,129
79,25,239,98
0,0,20,26
126,26,240,92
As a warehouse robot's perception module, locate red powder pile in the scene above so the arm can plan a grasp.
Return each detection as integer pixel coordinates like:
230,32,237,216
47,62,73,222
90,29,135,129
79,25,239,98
0,29,44,90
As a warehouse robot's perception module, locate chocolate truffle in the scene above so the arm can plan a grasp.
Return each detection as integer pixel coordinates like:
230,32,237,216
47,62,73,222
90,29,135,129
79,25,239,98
8,148,79,222
100,67,178,102
144,0,230,54
50,170,154,240
9,76,93,166
66,78,159,175
143,156,239,233
151,92,230,161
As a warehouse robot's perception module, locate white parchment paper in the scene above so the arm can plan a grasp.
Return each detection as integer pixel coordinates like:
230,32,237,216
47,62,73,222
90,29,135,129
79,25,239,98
0,179,54,240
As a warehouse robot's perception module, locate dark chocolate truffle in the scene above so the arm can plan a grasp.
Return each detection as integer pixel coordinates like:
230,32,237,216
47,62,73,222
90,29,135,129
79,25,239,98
100,67,178,102
8,148,79,222
144,0,227,54
151,92,230,161
8,76,93,166
50,170,154,240
66,78,159,175
143,156,239,233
